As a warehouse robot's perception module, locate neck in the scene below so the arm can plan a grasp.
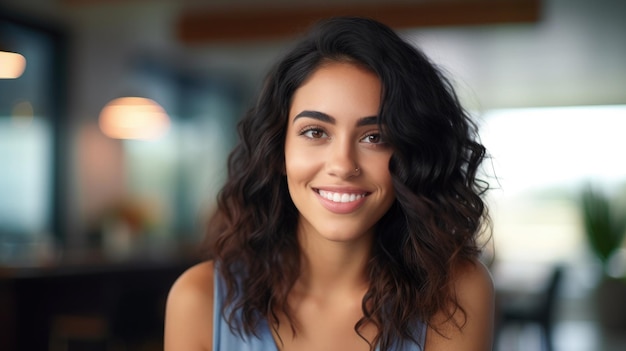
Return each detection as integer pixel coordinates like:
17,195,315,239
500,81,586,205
295,227,373,298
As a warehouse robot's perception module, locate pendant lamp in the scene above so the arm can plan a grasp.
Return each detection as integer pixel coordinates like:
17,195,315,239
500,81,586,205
98,97,170,140
0,51,26,79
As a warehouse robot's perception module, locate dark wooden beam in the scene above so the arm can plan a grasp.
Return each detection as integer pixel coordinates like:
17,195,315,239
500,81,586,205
176,0,541,44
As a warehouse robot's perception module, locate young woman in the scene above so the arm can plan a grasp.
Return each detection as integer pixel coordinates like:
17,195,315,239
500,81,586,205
165,16,494,351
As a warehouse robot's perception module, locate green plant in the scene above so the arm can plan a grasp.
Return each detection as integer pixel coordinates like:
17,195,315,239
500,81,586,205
581,184,626,274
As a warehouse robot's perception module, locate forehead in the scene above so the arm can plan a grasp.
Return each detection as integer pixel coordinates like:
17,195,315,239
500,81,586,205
289,62,382,121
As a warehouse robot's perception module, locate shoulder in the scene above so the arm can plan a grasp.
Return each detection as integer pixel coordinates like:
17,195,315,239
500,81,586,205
164,260,215,351
425,259,495,351
169,260,216,297
452,259,495,308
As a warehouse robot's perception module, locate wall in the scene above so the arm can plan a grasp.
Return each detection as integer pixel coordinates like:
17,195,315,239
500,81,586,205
1,0,625,247
410,0,626,110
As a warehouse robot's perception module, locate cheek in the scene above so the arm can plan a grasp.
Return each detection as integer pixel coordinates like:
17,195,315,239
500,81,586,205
373,154,393,180
283,137,297,175
284,136,323,179
284,145,310,183
286,159,314,186
377,156,395,198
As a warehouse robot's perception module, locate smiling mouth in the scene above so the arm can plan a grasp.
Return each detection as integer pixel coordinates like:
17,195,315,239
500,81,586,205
315,189,369,203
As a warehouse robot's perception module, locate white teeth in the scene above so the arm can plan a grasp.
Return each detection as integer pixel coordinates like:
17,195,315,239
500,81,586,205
318,190,365,203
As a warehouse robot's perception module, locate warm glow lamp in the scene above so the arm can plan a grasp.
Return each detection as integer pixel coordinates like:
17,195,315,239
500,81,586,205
98,97,171,140
0,51,27,79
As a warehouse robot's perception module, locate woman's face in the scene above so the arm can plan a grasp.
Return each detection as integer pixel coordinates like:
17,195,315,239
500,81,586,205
284,61,395,244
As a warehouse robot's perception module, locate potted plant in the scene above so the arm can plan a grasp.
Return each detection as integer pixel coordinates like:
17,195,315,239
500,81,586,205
580,184,626,330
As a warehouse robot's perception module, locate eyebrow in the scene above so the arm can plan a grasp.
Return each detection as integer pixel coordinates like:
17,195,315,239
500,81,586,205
293,110,379,126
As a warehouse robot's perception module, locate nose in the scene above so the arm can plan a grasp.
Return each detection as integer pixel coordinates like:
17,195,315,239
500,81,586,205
326,138,360,179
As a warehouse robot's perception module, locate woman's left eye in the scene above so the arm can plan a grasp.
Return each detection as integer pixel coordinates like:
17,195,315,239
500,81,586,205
361,133,384,144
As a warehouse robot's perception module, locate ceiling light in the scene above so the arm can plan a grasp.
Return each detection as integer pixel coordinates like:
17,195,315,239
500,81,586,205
99,97,170,140
0,51,26,79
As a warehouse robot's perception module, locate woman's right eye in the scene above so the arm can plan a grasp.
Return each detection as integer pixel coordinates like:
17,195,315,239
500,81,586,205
300,127,327,139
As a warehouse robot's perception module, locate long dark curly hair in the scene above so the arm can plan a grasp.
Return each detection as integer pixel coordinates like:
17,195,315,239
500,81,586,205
207,16,490,351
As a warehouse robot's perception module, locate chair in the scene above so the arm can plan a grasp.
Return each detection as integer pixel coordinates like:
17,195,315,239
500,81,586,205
496,265,564,351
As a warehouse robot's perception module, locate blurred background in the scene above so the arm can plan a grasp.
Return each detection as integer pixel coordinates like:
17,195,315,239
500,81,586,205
0,0,625,350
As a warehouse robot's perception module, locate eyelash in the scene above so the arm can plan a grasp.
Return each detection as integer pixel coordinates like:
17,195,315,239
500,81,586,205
297,126,386,146
361,131,384,145
298,126,327,139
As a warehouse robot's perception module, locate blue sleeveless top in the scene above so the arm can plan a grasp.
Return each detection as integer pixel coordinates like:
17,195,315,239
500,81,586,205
213,271,426,350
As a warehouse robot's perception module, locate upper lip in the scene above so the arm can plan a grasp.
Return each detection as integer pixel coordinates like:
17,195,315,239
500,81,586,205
313,186,370,195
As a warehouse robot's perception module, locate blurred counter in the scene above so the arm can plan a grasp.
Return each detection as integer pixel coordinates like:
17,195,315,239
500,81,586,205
0,250,200,351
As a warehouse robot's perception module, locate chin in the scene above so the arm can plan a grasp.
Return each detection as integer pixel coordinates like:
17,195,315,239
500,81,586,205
317,227,373,243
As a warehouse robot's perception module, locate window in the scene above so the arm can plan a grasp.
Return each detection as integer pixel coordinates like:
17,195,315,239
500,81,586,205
479,105,626,265
114,63,243,246
0,14,67,263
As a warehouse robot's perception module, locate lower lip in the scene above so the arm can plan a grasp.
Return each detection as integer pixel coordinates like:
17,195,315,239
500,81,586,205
315,191,368,214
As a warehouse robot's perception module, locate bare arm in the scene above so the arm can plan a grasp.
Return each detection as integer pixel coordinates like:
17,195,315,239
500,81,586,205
425,259,495,351
164,261,215,351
